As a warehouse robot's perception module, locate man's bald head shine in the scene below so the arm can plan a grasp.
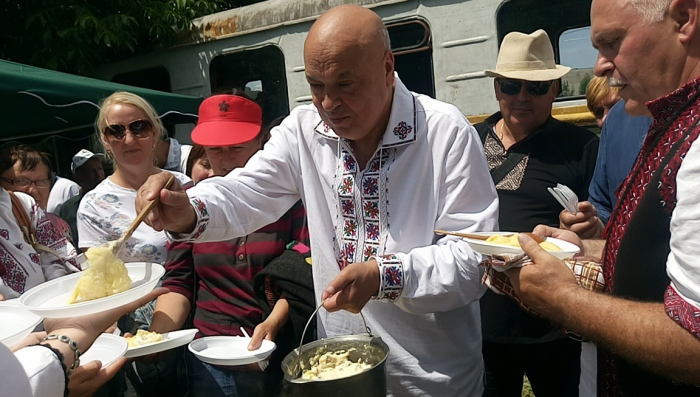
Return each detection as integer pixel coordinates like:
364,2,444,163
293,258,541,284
303,5,395,154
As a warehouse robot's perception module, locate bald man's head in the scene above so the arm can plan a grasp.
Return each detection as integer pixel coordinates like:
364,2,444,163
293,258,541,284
306,5,390,57
303,5,396,147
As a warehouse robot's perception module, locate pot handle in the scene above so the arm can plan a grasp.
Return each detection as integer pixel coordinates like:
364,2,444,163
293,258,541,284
359,310,372,337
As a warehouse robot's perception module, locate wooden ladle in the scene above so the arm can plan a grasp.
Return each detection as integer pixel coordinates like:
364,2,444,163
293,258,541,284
434,229,544,244
112,174,176,256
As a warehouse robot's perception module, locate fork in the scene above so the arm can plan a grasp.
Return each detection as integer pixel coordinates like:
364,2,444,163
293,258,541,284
548,184,579,214
558,184,579,213
240,326,269,371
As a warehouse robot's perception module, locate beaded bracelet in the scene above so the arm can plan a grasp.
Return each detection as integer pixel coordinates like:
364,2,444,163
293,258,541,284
42,334,81,376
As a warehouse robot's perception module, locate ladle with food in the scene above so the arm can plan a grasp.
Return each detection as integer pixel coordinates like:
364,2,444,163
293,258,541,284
291,300,374,380
67,175,175,304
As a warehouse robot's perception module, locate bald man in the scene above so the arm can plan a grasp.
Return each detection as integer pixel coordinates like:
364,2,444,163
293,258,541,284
136,5,498,395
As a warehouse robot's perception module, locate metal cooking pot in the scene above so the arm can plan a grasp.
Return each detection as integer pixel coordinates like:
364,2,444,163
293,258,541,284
281,334,389,397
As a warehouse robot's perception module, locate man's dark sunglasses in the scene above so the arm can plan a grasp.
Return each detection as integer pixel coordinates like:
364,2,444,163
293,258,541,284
497,79,554,96
104,119,153,140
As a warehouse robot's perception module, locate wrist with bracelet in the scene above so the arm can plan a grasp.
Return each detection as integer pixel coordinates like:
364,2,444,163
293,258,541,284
40,334,82,376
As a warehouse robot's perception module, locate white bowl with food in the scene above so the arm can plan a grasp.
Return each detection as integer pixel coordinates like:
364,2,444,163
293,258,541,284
18,262,164,318
464,232,580,259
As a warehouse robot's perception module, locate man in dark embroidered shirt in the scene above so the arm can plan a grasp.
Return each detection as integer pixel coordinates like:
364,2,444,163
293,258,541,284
475,29,599,397
505,0,700,395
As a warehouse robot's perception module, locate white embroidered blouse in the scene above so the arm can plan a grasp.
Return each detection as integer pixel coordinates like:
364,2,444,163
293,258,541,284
0,189,79,299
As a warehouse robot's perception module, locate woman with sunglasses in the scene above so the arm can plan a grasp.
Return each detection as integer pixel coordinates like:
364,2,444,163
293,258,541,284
77,91,192,264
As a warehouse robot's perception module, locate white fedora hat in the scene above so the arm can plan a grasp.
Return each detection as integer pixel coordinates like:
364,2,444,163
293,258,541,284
485,29,571,81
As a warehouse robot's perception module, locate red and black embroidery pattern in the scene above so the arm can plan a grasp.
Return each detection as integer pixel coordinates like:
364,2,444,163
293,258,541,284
665,285,700,339
602,78,700,291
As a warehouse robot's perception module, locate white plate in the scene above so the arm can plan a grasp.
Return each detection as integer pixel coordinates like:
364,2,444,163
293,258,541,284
18,263,165,318
188,336,276,366
465,232,580,259
80,333,128,368
124,328,199,358
0,301,43,347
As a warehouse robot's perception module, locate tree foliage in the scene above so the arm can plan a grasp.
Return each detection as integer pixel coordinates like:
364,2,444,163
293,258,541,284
0,0,263,75
579,74,592,96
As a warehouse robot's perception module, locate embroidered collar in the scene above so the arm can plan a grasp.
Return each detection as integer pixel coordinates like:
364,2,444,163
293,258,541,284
647,76,700,121
314,74,417,148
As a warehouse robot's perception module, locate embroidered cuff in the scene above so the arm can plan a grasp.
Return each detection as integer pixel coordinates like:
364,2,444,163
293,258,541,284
166,197,210,242
665,284,700,339
372,254,404,301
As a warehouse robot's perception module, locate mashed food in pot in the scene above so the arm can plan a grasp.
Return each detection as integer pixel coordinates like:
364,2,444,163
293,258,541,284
67,245,132,304
486,233,561,252
301,348,373,380
125,329,163,347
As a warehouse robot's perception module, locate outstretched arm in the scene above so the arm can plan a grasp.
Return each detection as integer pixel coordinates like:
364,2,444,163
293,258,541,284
507,235,700,384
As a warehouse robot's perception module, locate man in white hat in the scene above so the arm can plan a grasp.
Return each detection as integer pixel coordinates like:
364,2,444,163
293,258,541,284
70,149,106,194
59,149,106,250
475,29,599,397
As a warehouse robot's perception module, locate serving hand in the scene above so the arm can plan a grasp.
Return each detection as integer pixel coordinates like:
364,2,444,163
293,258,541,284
136,172,195,233
322,260,380,313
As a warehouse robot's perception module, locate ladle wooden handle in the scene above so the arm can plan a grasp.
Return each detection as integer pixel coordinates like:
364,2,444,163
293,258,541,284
120,174,176,244
434,229,544,244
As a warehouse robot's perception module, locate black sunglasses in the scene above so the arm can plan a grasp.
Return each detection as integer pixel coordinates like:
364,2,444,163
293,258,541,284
497,79,554,96
104,119,153,140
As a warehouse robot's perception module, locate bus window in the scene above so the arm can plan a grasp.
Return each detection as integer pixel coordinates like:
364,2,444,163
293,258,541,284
559,27,597,97
112,67,172,92
244,80,263,100
210,45,289,126
387,20,435,98
496,0,593,98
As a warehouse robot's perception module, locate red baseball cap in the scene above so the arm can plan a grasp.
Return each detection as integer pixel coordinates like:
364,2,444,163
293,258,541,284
191,94,263,146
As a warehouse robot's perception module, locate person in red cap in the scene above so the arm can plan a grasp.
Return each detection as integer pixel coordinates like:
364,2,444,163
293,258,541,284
140,91,310,397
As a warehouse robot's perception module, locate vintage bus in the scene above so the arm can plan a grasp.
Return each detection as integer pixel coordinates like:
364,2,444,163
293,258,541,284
95,0,598,141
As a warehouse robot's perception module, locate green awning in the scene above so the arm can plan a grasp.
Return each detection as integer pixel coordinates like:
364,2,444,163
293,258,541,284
0,60,202,141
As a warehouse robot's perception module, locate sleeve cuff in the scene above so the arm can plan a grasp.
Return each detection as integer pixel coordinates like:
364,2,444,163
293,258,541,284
665,284,700,339
166,197,210,242
372,254,404,301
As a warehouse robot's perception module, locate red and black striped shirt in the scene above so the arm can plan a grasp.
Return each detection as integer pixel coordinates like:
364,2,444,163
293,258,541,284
162,201,309,337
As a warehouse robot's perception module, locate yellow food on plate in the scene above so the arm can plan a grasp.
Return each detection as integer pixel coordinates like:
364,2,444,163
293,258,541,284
302,348,372,380
485,233,561,252
67,245,132,304
125,329,163,348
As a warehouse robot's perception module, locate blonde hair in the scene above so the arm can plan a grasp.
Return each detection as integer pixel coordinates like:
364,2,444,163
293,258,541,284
625,0,671,23
95,91,166,157
586,76,620,119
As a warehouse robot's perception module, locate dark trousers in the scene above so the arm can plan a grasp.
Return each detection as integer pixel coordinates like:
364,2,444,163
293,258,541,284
483,338,581,397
